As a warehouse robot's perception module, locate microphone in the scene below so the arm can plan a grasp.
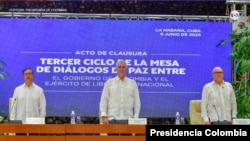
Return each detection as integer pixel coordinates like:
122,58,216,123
6,97,22,124
107,116,128,124
213,105,219,122
9,98,17,121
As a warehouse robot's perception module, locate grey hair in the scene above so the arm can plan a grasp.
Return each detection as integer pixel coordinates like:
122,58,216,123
116,60,127,67
212,66,223,73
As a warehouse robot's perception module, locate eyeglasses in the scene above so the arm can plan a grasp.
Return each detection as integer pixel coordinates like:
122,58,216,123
213,72,223,74
118,66,126,69
23,72,33,75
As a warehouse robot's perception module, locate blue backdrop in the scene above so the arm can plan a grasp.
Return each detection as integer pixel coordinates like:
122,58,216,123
0,18,232,118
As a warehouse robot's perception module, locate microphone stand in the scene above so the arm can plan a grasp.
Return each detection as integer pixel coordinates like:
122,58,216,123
7,98,17,123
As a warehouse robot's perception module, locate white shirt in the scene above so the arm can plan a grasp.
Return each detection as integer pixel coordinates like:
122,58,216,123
10,83,46,123
201,81,237,122
99,76,141,120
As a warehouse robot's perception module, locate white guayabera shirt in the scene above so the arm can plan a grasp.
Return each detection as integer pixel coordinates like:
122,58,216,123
10,83,46,123
100,76,141,120
201,81,237,122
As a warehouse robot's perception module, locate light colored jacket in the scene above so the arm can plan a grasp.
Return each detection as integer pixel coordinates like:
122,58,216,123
99,76,141,120
10,83,46,123
201,81,237,122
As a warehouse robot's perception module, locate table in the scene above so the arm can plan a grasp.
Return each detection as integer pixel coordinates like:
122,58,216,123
0,124,146,141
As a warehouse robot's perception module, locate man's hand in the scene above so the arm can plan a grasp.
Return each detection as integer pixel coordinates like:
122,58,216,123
102,116,109,124
205,121,211,125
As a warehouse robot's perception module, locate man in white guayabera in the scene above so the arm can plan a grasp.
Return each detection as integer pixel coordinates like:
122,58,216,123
10,68,46,123
201,66,237,125
99,60,141,124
